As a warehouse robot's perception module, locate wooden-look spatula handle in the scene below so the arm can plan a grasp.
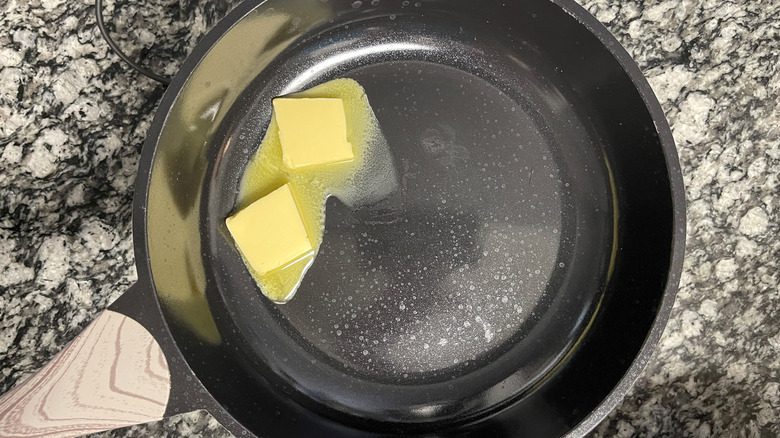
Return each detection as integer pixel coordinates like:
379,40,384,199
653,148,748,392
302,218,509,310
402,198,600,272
0,310,171,438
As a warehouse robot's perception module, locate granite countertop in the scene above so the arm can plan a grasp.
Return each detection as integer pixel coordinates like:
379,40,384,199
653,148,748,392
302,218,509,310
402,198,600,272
1,0,778,436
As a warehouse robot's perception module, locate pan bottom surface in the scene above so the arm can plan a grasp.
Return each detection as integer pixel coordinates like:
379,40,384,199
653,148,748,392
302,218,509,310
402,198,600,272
279,60,611,379
206,11,614,425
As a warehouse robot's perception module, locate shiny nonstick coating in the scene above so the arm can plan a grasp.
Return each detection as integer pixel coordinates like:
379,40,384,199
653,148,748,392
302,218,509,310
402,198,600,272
134,0,685,436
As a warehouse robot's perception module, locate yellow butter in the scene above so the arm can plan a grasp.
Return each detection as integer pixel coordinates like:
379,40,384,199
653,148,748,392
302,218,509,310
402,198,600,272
273,98,354,169
233,78,398,303
225,183,312,275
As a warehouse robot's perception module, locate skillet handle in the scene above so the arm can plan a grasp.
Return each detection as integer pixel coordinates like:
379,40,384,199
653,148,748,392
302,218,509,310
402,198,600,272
0,307,171,438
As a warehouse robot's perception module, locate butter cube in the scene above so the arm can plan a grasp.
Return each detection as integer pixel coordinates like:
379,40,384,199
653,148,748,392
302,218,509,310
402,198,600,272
226,184,312,275
273,98,354,169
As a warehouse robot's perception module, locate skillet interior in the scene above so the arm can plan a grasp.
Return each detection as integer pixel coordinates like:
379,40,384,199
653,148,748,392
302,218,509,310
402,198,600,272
141,0,682,436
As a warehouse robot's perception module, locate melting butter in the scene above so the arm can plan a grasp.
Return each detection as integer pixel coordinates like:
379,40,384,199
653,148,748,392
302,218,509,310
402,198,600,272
231,78,398,303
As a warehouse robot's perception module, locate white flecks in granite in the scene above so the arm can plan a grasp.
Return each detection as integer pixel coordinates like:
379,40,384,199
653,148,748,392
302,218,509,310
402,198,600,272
1,0,779,437
646,64,695,103
769,334,780,353
714,258,738,282
673,92,714,146
739,206,770,236
1,143,23,164
697,299,718,319
0,47,23,67
22,143,57,178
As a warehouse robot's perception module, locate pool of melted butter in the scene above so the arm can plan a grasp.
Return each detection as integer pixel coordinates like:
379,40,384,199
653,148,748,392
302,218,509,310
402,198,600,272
233,78,397,303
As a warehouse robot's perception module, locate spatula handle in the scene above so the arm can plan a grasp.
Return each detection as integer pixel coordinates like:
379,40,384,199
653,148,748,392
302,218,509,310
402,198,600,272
0,310,171,438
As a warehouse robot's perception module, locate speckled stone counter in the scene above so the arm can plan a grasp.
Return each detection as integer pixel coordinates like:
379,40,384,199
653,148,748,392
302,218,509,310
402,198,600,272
1,0,778,436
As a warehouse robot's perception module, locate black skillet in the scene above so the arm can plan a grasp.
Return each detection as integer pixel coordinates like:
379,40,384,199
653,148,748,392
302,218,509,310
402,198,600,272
0,0,685,437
